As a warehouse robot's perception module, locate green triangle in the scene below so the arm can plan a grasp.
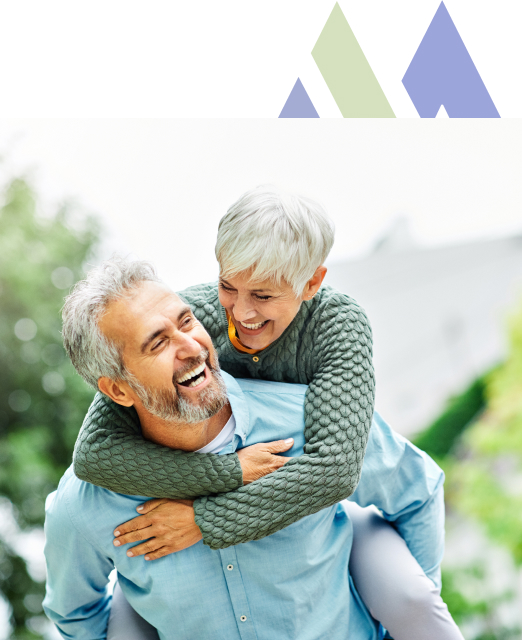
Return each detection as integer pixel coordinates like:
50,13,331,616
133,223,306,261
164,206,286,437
312,3,395,118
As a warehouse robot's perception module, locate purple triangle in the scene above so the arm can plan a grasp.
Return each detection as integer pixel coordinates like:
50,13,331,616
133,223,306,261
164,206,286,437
279,78,320,118
403,2,499,118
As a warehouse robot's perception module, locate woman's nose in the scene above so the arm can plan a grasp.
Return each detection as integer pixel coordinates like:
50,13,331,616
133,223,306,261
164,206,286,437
233,295,257,321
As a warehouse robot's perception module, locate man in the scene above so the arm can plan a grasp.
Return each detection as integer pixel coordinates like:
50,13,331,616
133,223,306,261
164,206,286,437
43,258,445,640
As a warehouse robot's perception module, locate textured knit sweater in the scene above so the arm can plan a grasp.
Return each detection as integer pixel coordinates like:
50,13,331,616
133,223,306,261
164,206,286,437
73,283,375,550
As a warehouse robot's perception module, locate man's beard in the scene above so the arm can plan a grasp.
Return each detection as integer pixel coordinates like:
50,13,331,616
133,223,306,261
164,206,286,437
127,348,228,424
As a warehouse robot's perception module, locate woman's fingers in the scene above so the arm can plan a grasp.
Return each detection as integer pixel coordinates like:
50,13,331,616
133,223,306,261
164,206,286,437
261,439,294,454
114,523,153,546
136,498,168,514
144,546,171,561
126,538,163,558
114,514,151,538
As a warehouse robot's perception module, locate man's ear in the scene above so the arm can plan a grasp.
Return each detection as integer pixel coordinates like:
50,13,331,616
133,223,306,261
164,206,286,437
98,377,135,407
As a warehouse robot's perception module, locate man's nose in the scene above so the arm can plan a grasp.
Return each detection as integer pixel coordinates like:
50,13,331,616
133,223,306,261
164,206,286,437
233,295,257,322
175,332,204,361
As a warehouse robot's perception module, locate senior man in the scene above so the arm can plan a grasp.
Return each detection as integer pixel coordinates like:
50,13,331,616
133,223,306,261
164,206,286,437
44,259,446,640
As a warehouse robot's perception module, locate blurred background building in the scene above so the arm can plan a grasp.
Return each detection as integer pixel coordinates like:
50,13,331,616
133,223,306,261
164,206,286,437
327,220,522,437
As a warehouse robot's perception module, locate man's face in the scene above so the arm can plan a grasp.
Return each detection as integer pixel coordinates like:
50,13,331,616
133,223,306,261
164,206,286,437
99,281,227,423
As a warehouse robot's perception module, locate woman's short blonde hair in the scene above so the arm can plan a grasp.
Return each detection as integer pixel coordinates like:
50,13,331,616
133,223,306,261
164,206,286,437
216,186,335,296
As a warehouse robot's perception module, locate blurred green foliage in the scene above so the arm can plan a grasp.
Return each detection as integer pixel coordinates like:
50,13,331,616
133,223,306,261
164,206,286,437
0,177,99,637
442,304,522,566
413,375,487,458
417,303,522,638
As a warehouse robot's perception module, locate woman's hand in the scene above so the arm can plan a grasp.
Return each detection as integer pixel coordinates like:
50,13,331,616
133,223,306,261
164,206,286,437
112,439,293,560
237,438,294,484
113,499,202,560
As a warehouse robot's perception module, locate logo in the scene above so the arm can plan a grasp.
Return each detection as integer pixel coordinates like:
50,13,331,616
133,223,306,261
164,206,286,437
280,2,499,118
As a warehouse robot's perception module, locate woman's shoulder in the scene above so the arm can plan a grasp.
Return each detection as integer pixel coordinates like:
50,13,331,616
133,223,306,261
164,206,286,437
176,282,226,334
312,284,370,328
177,281,219,305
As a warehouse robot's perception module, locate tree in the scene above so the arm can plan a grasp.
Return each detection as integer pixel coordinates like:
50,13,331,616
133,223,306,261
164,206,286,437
435,304,522,638
0,176,100,638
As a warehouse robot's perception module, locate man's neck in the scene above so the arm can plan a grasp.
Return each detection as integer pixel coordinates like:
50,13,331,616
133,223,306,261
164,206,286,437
135,402,232,452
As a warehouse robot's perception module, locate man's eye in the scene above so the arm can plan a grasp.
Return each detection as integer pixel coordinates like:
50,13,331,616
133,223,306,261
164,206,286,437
152,339,165,351
182,316,193,327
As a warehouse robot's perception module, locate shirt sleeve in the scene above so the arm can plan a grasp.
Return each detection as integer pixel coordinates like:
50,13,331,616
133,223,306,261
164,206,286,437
193,296,376,549
42,485,115,639
349,412,446,590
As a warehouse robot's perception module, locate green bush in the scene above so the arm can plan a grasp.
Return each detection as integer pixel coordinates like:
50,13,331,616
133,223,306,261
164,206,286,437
0,177,99,637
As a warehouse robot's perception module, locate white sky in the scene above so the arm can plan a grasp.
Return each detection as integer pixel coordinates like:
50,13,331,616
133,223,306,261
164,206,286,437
1,118,521,292
0,1,520,117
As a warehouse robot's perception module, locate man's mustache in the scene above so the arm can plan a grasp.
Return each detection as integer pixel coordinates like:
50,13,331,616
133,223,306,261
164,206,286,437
172,349,210,385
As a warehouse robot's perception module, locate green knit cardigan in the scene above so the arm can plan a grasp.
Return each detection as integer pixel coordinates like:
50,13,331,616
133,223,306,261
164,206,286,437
73,283,375,549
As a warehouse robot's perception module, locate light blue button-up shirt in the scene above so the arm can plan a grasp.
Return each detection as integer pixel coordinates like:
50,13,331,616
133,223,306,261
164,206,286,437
43,373,444,640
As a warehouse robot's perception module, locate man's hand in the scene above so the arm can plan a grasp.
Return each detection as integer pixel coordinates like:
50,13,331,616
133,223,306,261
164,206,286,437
113,499,202,560
237,438,294,484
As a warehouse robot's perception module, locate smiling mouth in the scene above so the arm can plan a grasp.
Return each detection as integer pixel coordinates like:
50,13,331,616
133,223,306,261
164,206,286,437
176,362,207,388
239,320,269,330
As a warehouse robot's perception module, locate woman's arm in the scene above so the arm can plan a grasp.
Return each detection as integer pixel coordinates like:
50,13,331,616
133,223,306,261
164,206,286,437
73,393,292,497
193,295,375,549
74,287,375,549
73,393,244,498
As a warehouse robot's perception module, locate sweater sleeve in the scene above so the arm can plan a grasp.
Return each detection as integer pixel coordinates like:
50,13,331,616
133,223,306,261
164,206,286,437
73,393,243,498
193,294,376,549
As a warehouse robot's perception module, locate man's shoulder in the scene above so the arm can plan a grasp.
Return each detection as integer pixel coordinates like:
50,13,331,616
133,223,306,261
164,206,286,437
235,377,308,398
222,373,308,443
46,466,106,521
46,466,142,543
45,466,89,538
229,375,308,415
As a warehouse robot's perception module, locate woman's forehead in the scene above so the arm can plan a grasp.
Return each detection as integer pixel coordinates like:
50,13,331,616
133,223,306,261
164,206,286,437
219,271,290,292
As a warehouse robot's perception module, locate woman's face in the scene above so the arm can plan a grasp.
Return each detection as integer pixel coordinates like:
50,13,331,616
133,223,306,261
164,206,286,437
218,268,325,350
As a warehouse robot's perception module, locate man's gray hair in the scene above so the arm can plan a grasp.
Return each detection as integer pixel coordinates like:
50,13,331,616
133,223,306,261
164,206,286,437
216,185,335,296
62,257,161,390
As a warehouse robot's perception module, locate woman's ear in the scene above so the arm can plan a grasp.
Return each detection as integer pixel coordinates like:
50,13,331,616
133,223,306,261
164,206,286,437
302,266,327,300
98,377,135,407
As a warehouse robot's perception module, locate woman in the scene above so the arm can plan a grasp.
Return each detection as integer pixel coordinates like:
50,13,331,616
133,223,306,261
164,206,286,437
74,186,462,639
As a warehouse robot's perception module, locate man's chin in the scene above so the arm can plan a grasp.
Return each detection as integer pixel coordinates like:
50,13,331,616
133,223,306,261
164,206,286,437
152,369,227,425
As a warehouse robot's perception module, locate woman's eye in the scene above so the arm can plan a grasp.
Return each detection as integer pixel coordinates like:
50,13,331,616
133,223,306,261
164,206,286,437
254,295,272,301
219,284,234,293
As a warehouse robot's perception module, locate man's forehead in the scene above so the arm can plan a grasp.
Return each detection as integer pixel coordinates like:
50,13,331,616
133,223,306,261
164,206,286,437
125,281,180,315
100,281,182,341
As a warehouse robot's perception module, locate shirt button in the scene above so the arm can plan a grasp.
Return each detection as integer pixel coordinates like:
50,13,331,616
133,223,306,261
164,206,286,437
240,615,247,622
252,356,259,362
227,564,233,571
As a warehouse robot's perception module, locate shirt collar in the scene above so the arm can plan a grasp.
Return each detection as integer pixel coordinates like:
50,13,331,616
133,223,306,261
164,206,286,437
221,371,250,447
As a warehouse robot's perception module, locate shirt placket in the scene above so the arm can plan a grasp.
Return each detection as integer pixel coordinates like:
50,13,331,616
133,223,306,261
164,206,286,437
219,548,258,640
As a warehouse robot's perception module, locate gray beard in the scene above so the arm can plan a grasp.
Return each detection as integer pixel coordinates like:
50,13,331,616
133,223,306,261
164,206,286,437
127,360,228,424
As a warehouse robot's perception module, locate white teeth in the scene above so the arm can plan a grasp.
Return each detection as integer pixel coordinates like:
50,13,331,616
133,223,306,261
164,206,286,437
177,362,205,383
187,374,205,388
240,320,267,330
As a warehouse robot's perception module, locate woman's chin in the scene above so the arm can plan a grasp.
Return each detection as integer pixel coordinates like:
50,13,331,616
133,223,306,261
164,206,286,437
237,325,273,350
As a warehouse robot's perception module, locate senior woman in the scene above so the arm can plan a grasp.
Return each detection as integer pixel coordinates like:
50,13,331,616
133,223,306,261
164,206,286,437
73,186,463,640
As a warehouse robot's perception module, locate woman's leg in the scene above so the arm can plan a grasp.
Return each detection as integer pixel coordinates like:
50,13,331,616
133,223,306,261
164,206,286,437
107,581,160,640
345,502,464,640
